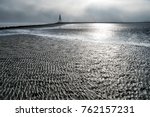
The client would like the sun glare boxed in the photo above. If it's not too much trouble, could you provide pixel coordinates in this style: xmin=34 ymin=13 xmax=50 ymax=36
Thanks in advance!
xmin=87 ymin=23 xmax=116 ymax=42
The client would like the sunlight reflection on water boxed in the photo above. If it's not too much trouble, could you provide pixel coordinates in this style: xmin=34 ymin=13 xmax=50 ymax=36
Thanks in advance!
xmin=85 ymin=24 xmax=115 ymax=42
xmin=0 ymin=23 xmax=150 ymax=47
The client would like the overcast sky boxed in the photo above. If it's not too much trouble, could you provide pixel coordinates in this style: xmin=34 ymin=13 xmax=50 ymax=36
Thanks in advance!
xmin=0 ymin=0 xmax=150 ymax=23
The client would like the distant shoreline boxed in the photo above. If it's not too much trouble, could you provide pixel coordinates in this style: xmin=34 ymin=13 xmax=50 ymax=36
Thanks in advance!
xmin=0 ymin=22 xmax=150 ymax=30
xmin=0 ymin=22 xmax=63 ymax=30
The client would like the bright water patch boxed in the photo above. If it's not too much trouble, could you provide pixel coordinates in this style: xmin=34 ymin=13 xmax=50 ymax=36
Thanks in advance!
xmin=0 ymin=23 xmax=150 ymax=47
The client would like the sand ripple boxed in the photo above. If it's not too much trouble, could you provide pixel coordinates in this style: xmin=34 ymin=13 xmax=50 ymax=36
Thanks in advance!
xmin=0 ymin=35 xmax=150 ymax=99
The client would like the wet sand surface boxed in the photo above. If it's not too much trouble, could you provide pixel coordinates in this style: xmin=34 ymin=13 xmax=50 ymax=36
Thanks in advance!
xmin=0 ymin=34 xmax=150 ymax=100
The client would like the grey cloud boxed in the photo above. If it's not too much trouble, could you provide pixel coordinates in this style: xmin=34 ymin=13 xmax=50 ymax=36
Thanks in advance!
xmin=83 ymin=1 xmax=150 ymax=22
xmin=0 ymin=0 xmax=150 ymax=23
xmin=0 ymin=0 xmax=57 ymax=23
xmin=83 ymin=6 xmax=125 ymax=22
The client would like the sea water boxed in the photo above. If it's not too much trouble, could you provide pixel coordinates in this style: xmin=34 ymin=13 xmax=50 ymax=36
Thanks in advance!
xmin=0 ymin=23 xmax=150 ymax=47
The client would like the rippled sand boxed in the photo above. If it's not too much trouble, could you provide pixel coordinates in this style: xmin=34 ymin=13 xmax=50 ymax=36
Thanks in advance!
xmin=0 ymin=34 xmax=150 ymax=100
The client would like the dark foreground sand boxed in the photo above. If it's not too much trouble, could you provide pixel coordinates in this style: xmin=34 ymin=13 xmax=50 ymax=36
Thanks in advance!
xmin=0 ymin=34 xmax=150 ymax=100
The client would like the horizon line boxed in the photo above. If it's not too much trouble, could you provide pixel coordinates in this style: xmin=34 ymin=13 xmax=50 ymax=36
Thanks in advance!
xmin=0 ymin=21 xmax=150 ymax=30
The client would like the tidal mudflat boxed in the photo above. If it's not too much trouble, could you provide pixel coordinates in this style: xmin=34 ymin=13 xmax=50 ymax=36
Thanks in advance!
xmin=0 ymin=23 xmax=150 ymax=100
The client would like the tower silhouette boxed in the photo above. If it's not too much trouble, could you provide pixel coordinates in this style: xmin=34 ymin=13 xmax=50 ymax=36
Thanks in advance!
xmin=58 ymin=14 xmax=62 ymax=23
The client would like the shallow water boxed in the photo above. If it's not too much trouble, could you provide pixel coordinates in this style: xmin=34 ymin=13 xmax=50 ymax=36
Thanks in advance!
xmin=0 ymin=23 xmax=150 ymax=47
